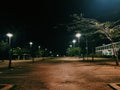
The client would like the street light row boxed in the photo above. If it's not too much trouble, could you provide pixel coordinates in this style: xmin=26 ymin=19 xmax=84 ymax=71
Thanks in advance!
xmin=70 ymin=32 xmax=89 ymax=59
xmin=6 ymin=33 xmax=58 ymax=56
xmin=72 ymin=33 xmax=81 ymax=47
xmin=6 ymin=33 xmax=40 ymax=49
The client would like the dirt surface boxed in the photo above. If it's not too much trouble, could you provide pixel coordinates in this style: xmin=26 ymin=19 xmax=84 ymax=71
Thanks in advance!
xmin=0 ymin=57 xmax=120 ymax=90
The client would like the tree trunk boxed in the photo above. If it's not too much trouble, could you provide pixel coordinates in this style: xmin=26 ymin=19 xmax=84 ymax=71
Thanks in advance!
xmin=18 ymin=55 xmax=20 ymax=60
xmin=91 ymin=44 xmax=94 ymax=61
xmin=111 ymin=42 xmax=119 ymax=66
xmin=32 ymin=57 xmax=35 ymax=63
xmin=83 ymin=54 xmax=85 ymax=60
xmin=23 ymin=55 xmax=25 ymax=60
xmin=92 ymin=54 xmax=94 ymax=61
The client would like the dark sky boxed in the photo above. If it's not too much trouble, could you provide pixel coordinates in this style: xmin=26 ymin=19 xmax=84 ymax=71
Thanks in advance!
xmin=0 ymin=0 xmax=120 ymax=55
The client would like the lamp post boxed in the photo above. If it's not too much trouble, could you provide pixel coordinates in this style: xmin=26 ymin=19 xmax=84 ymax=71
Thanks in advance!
xmin=38 ymin=46 xmax=40 ymax=57
xmin=49 ymin=51 xmax=52 ymax=57
xmin=75 ymin=33 xmax=81 ymax=43
xmin=75 ymin=33 xmax=81 ymax=58
xmin=72 ymin=39 xmax=76 ymax=47
xmin=29 ymin=42 xmax=33 ymax=48
xmin=6 ymin=33 xmax=13 ymax=68
xmin=85 ymin=37 xmax=88 ymax=60
xmin=29 ymin=42 xmax=33 ymax=60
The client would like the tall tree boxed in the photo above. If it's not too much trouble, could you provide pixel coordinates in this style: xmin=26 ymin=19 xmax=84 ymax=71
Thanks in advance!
xmin=95 ymin=21 xmax=120 ymax=65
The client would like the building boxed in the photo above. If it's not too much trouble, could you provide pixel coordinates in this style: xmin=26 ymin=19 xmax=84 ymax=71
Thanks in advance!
xmin=95 ymin=41 xmax=120 ymax=56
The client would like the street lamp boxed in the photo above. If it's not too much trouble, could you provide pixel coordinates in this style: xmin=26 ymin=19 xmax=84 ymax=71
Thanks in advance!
xmin=75 ymin=33 xmax=81 ymax=43
xmin=72 ymin=39 xmax=76 ymax=47
xmin=38 ymin=46 xmax=40 ymax=57
xmin=49 ymin=51 xmax=52 ymax=57
xmin=38 ymin=46 xmax=40 ymax=49
xmin=69 ymin=45 xmax=72 ymax=48
xmin=29 ymin=42 xmax=33 ymax=60
xmin=6 ymin=33 xmax=13 ymax=68
xmin=29 ymin=42 xmax=33 ymax=48
xmin=6 ymin=33 xmax=13 ymax=46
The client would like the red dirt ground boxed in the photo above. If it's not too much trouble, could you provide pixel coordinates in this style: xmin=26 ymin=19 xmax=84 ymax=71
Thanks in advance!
xmin=0 ymin=57 xmax=119 ymax=90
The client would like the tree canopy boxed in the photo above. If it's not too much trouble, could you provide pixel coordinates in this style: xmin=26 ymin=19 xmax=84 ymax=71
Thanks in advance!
xmin=67 ymin=13 xmax=120 ymax=41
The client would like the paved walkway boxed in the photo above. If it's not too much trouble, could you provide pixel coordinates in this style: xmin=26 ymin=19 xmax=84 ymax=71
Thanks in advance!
xmin=0 ymin=57 xmax=119 ymax=90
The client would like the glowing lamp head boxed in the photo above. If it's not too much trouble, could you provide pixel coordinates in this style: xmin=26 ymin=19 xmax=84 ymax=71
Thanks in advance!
xmin=38 ymin=46 xmax=40 ymax=49
xmin=75 ymin=33 xmax=81 ymax=38
xmin=6 ymin=33 xmax=13 ymax=38
xmin=72 ymin=39 xmax=76 ymax=43
xmin=29 ymin=42 xmax=33 ymax=45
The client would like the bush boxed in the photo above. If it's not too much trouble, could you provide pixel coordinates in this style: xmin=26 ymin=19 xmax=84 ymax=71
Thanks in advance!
xmin=89 ymin=54 xmax=112 ymax=58
xmin=66 ymin=47 xmax=81 ymax=56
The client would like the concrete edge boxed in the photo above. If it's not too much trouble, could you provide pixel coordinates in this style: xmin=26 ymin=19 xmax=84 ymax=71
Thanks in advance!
xmin=108 ymin=83 xmax=120 ymax=90
xmin=0 ymin=84 xmax=14 ymax=90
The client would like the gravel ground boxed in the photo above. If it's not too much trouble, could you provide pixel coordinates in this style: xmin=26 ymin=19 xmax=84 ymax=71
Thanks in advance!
xmin=0 ymin=57 xmax=119 ymax=90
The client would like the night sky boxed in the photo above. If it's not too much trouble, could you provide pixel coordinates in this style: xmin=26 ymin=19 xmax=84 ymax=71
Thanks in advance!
xmin=0 ymin=0 xmax=120 ymax=55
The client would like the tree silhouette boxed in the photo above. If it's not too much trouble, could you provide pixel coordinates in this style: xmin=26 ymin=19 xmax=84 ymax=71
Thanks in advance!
xmin=0 ymin=40 xmax=9 ymax=61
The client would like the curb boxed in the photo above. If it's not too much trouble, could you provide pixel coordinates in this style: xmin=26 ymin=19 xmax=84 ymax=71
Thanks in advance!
xmin=0 ymin=84 xmax=14 ymax=90
xmin=108 ymin=83 xmax=120 ymax=90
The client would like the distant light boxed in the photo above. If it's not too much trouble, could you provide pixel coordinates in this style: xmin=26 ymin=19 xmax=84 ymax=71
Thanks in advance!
xmin=72 ymin=39 xmax=76 ymax=43
xmin=69 ymin=45 xmax=72 ymax=48
xmin=29 ymin=42 xmax=33 ymax=45
xmin=57 ymin=54 xmax=59 ymax=57
xmin=45 ymin=48 xmax=47 ymax=51
xmin=38 ymin=46 xmax=40 ymax=49
xmin=49 ymin=51 xmax=52 ymax=54
xmin=102 ymin=44 xmax=105 ymax=46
